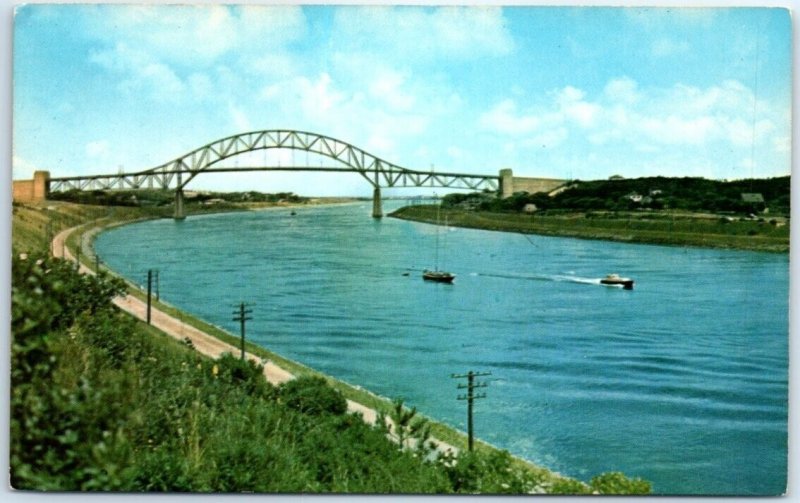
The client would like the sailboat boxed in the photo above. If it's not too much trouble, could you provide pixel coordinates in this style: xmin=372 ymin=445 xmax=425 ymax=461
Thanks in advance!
xmin=423 ymin=205 xmax=455 ymax=283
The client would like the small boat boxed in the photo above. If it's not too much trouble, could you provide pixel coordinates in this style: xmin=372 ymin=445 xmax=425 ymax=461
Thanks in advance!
xmin=423 ymin=269 xmax=455 ymax=283
xmin=600 ymin=273 xmax=634 ymax=289
xmin=423 ymin=202 xmax=455 ymax=283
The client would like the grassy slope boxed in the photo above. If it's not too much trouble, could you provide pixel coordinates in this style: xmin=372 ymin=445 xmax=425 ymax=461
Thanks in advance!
xmin=390 ymin=205 xmax=789 ymax=253
xmin=12 ymin=199 xmax=611 ymax=493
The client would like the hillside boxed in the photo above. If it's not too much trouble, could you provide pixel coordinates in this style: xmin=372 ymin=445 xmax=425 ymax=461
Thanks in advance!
xmin=448 ymin=176 xmax=790 ymax=215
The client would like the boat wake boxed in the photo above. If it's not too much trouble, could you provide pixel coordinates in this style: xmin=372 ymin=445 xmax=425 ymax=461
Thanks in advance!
xmin=471 ymin=271 xmax=610 ymax=287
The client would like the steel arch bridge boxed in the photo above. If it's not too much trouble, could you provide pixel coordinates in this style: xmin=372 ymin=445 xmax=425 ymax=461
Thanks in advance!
xmin=48 ymin=129 xmax=501 ymax=219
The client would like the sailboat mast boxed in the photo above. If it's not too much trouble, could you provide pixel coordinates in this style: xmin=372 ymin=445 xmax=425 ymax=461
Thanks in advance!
xmin=435 ymin=200 xmax=441 ymax=271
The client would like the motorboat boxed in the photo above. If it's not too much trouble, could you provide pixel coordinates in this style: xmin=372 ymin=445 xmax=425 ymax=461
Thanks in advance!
xmin=600 ymin=273 xmax=634 ymax=289
xmin=423 ymin=269 xmax=455 ymax=283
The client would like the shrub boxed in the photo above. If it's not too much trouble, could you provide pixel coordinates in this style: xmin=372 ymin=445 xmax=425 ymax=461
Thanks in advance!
xmin=549 ymin=477 xmax=592 ymax=495
xmin=279 ymin=376 xmax=348 ymax=416
xmin=443 ymin=449 xmax=547 ymax=494
xmin=212 ymin=353 xmax=276 ymax=400
xmin=590 ymin=471 xmax=652 ymax=495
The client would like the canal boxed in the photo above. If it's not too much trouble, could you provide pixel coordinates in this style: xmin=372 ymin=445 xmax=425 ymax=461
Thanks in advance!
xmin=95 ymin=201 xmax=788 ymax=495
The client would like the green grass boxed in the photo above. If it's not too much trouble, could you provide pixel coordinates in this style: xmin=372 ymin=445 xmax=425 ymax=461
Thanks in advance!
xmin=391 ymin=205 xmax=789 ymax=253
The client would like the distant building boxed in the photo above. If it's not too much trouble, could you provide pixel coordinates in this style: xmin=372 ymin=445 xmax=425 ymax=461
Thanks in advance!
xmin=523 ymin=203 xmax=538 ymax=213
xmin=741 ymin=193 xmax=765 ymax=204
xmin=741 ymin=193 xmax=767 ymax=213
xmin=626 ymin=192 xmax=643 ymax=203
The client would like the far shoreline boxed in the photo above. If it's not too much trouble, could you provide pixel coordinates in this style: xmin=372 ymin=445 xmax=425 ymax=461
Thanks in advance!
xmin=389 ymin=205 xmax=790 ymax=254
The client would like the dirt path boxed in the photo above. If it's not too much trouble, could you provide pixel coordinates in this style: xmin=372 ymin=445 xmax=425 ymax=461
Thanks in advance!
xmin=52 ymin=224 xmax=457 ymax=456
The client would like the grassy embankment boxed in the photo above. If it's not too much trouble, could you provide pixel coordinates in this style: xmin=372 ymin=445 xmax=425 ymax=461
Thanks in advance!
xmin=390 ymin=205 xmax=789 ymax=253
xmin=12 ymin=199 xmax=652 ymax=493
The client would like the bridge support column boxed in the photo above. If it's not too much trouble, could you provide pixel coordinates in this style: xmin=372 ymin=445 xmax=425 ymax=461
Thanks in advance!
xmin=174 ymin=189 xmax=186 ymax=220
xmin=372 ymin=187 xmax=383 ymax=218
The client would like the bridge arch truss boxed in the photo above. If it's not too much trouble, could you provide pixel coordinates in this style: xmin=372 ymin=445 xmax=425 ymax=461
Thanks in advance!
xmin=49 ymin=129 xmax=500 ymax=193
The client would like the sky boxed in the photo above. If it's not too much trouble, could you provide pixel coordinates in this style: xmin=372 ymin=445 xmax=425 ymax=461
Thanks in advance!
xmin=11 ymin=2 xmax=793 ymax=197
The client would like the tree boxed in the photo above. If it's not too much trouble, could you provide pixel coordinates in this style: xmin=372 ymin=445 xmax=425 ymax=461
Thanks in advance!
xmin=378 ymin=398 xmax=434 ymax=458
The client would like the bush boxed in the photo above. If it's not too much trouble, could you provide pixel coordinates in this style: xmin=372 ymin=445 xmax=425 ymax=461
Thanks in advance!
xmin=212 ymin=353 xmax=276 ymax=400
xmin=590 ymin=471 xmax=652 ymax=495
xmin=279 ymin=376 xmax=348 ymax=416
xmin=443 ymin=449 xmax=547 ymax=494
xmin=11 ymin=254 xmax=136 ymax=490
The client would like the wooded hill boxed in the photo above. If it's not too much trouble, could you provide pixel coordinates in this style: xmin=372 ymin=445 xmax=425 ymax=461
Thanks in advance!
xmin=446 ymin=176 xmax=790 ymax=215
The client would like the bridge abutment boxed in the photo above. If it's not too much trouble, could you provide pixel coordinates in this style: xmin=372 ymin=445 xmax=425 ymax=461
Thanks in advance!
xmin=174 ymin=189 xmax=186 ymax=220
xmin=372 ymin=187 xmax=383 ymax=218
xmin=12 ymin=170 xmax=50 ymax=203
xmin=500 ymin=169 xmax=568 ymax=198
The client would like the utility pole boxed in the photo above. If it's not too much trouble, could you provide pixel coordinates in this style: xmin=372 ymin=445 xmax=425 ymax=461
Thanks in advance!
xmin=232 ymin=302 xmax=253 ymax=360
xmin=451 ymin=370 xmax=491 ymax=451
xmin=155 ymin=269 xmax=160 ymax=301
xmin=146 ymin=269 xmax=153 ymax=325
xmin=95 ymin=254 xmax=101 ymax=274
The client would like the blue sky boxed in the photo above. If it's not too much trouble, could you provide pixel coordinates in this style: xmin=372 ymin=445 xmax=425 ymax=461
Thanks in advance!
xmin=12 ymin=3 xmax=792 ymax=196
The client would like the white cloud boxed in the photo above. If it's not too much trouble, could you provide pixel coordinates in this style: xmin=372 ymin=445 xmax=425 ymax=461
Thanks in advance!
xmin=640 ymin=115 xmax=717 ymax=145
xmin=603 ymin=77 xmax=640 ymax=104
xmin=369 ymin=70 xmax=416 ymax=111
xmin=479 ymin=100 xmax=541 ymax=135
xmin=549 ymin=86 xmax=601 ymax=128
xmin=331 ymin=6 xmax=513 ymax=61
xmin=479 ymin=77 xmax=786 ymax=179
xmin=90 ymin=43 xmax=186 ymax=100
xmin=85 ymin=5 xmax=308 ymax=105
xmin=89 ymin=5 xmax=305 ymax=68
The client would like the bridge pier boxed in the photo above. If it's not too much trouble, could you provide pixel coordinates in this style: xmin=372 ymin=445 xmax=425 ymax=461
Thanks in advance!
xmin=372 ymin=187 xmax=383 ymax=218
xmin=174 ymin=189 xmax=186 ymax=220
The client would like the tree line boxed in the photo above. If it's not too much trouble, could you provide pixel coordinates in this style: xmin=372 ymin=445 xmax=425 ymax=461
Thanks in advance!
xmin=49 ymin=189 xmax=307 ymax=207
xmin=444 ymin=176 xmax=790 ymax=215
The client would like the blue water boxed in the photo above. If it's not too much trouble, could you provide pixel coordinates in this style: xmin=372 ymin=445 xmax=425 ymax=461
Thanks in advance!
xmin=95 ymin=202 xmax=788 ymax=495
